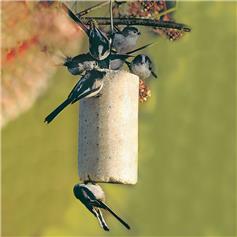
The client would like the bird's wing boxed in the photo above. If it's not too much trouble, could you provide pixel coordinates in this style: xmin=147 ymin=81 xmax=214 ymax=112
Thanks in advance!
xmin=112 ymin=33 xmax=124 ymax=48
xmin=67 ymin=73 xmax=94 ymax=99
xmin=72 ymin=53 xmax=93 ymax=63
xmin=97 ymin=200 xmax=130 ymax=230
xmin=71 ymin=86 xmax=102 ymax=104
xmin=89 ymin=26 xmax=111 ymax=55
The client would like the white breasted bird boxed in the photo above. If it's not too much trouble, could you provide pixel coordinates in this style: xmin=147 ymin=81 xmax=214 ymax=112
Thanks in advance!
xmin=63 ymin=52 xmax=132 ymax=74
xmin=64 ymin=42 xmax=155 ymax=74
xmin=62 ymin=3 xmax=112 ymax=61
xmin=129 ymin=54 xmax=157 ymax=79
xmin=44 ymin=69 xmax=106 ymax=124
xmin=73 ymin=183 xmax=130 ymax=231
xmin=112 ymin=26 xmax=141 ymax=54
xmin=109 ymin=42 xmax=155 ymax=70
xmin=64 ymin=53 xmax=98 ymax=75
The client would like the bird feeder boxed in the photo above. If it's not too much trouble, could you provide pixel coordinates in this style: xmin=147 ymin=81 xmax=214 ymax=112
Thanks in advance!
xmin=78 ymin=70 xmax=139 ymax=184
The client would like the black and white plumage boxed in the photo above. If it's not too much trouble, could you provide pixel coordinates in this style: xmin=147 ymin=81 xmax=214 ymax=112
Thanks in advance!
xmin=44 ymin=69 xmax=106 ymax=124
xmin=64 ymin=42 xmax=155 ymax=74
xmin=62 ymin=3 xmax=111 ymax=61
xmin=64 ymin=53 xmax=98 ymax=75
xmin=64 ymin=52 xmax=133 ymax=74
xmin=112 ymin=26 xmax=141 ymax=54
xmin=73 ymin=183 xmax=130 ymax=231
xmin=88 ymin=20 xmax=112 ymax=60
xmin=129 ymin=54 xmax=157 ymax=79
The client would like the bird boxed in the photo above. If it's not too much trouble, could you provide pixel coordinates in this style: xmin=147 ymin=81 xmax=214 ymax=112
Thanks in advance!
xmin=88 ymin=20 xmax=112 ymax=60
xmin=63 ymin=53 xmax=98 ymax=75
xmin=63 ymin=52 xmax=131 ymax=75
xmin=112 ymin=26 xmax=141 ymax=54
xmin=63 ymin=42 xmax=155 ymax=74
xmin=73 ymin=183 xmax=130 ymax=231
xmin=62 ymin=3 xmax=112 ymax=61
xmin=109 ymin=42 xmax=155 ymax=70
xmin=44 ymin=69 xmax=106 ymax=124
xmin=98 ymin=53 xmax=135 ymax=70
xmin=128 ymin=54 xmax=157 ymax=79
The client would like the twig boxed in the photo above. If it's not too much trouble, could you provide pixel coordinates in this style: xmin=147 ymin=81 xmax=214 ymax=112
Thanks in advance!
xmin=110 ymin=0 xmax=114 ymax=34
xmin=157 ymin=7 xmax=177 ymax=19
xmin=77 ymin=1 xmax=109 ymax=17
xmin=80 ymin=17 xmax=191 ymax=32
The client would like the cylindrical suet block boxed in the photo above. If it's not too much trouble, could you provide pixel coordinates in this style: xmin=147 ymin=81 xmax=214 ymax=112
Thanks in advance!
xmin=78 ymin=70 xmax=139 ymax=184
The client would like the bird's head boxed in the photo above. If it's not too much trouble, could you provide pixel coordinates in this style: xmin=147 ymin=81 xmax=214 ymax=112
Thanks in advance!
xmin=133 ymin=54 xmax=149 ymax=65
xmin=122 ymin=26 xmax=141 ymax=37
xmin=63 ymin=57 xmax=73 ymax=66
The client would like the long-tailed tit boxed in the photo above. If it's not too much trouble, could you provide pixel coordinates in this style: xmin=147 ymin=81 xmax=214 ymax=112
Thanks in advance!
xmin=64 ymin=42 xmax=155 ymax=74
xmin=109 ymin=42 xmax=155 ymax=70
xmin=64 ymin=54 xmax=98 ymax=75
xmin=112 ymin=26 xmax=141 ymax=54
xmin=63 ymin=52 xmax=131 ymax=74
xmin=62 ymin=3 xmax=111 ymax=61
xmin=73 ymin=183 xmax=130 ymax=231
xmin=44 ymin=69 xmax=106 ymax=124
xmin=128 ymin=54 xmax=157 ymax=79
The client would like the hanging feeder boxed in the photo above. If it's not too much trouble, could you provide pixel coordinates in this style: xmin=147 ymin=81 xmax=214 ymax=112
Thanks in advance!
xmin=78 ymin=70 xmax=139 ymax=184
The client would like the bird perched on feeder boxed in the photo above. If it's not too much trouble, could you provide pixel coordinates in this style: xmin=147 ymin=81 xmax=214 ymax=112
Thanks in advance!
xmin=128 ymin=54 xmax=157 ymax=79
xmin=62 ymin=3 xmax=112 ymax=61
xmin=64 ymin=53 xmax=98 ymax=75
xmin=63 ymin=52 xmax=132 ymax=74
xmin=88 ymin=20 xmax=112 ymax=60
xmin=109 ymin=42 xmax=155 ymax=70
xmin=64 ymin=43 xmax=155 ymax=74
xmin=112 ymin=26 xmax=141 ymax=54
xmin=44 ymin=69 xmax=106 ymax=124
xmin=73 ymin=182 xmax=130 ymax=231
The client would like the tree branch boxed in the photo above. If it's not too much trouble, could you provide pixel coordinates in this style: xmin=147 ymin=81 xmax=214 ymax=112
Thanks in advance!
xmin=81 ymin=17 xmax=191 ymax=32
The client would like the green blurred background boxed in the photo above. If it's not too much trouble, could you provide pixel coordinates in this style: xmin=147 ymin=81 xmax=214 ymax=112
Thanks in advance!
xmin=2 ymin=1 xmax=236 ymax=236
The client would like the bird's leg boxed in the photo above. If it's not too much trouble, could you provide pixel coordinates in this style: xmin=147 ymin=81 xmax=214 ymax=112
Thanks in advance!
xmin=87 ymin=175 xmax=96 ymax=185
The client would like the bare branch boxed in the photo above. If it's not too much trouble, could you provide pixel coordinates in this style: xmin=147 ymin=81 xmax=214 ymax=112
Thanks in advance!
xmin=80 ymin=17 xmax=191 ymax=32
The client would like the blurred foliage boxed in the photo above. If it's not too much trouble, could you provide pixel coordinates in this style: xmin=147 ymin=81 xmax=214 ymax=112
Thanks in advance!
xmin=1 ymin=1 xmax=236 ymax=237
xmin=1 ymin=1 xmax=83 ymax=127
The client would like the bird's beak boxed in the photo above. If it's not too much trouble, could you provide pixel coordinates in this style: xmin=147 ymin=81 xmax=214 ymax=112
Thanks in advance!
xmin=138 ymin=32 xmax=141 ymax=35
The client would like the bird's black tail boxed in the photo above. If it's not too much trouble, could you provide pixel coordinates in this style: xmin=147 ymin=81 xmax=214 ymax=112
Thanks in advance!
xmin=127 ymin=42 xmax=155 ymax=55
xmin=44 ymin=99 xmax=71 ymax=124
xmin=98 ymin=201 xmax=130 ymax=230
xmin=61 ymin=3 xmax=89 ymax=35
